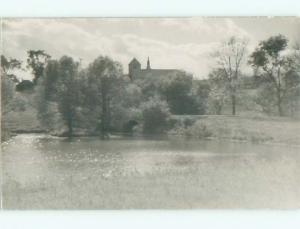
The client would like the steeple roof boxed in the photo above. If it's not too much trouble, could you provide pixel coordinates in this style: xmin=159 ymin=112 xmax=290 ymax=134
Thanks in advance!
xmin=147 ymin=56 xmax=151 ymax=69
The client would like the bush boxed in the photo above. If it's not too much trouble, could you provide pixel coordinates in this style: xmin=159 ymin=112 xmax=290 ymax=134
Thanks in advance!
xmin=254 ymin=82 xmax=277 ymax=115
xmin=168 ymin=119 xmax=212 ymax=139
xmin=183 ymin=117 xmax=196 ymax=127
xmin=185 ymin=120 xmax=212 ymax=138
xmin=141 ymin=97 xmax=171 ymax=134
xmin=16 ymin=80 xmax=34 ymax=92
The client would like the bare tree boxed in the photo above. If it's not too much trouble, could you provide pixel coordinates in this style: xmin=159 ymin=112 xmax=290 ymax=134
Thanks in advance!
xmin=212 ymin=37 xmax=248 ymax=115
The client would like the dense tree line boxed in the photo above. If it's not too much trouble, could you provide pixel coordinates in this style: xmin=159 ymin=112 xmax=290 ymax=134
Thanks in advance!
xmin=1 ymin=34 xmax=300 ymax=139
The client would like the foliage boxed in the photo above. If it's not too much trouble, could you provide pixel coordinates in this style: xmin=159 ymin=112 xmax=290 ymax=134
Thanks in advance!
xmin=42 ymin=60 xmax=60 ymax=101
xmin=84 ymin=56 xmax=124 ymax=136
xmin=168 ymin=119 xmax=212 ymax=139
xmin=1 ymin=55 xmax=22 ymax=114
xmin=134 ymin=72 xmax=163 ymax=100
xmin=141 ymin=96 xmax=171 ymax=134
xmin=253 ymin=82 xmax=277 ymax=115
xmin=1 ymin=55 xmax=22 ymax=83
xmin=161 ymin=72 xmax=199 ymax=114
xmin=35 ymin=56 xmax=79 ymax=135
xmin=27 ymin=50 xmax=51 ymax=84
xmin=4 ymin=34 xmax=300 ymax=139
xmin=56 ymin=56 xmax=80 ymax=136
xmin=35 ymin=84 xmax=60 ymax=131
xmin=207 ymin=69 xmax=228 ymax=115
xmin=283 ymin=70 xmax=300 ymax=116
xmin=193 ymin=79 xmax=210 ymax=115
xmin=16 ymin=80 xmax=35 ymax=92
xmin=123 ymin=82 xmax=143 ymax=108
xmin=1 ymin=74 xmax=15 ymax=109
xmin=1 ymin=55 xmax=27 ymax=141
xmin=249 ymin=34 xmax=293 ymax=116
xmin=293 ymin=43 xmax=300 ymax=73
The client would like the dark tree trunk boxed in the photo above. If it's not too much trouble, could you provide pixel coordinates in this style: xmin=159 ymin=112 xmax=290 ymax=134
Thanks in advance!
xmin=100 ymin=79 xmax=110 ymax=139
xmin=277 ymin=90 xmax=283 ymax=116
xmin=216 ymin=102 xmax=222 ymax=115
xmin=67 ymin=118 xmax=73 ymax=137
xmin=101 ymin=93 xmax=107 ymax=138
xmin=275 ymin=71 xmax=284 ymax=116
xmin=231 ymin=94 xmax=236 ymax=115
xmin=230 ymin=78 xmax=237 ymax=116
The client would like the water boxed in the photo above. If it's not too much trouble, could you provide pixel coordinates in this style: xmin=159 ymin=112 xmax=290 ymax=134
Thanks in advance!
xmin=1 ymin=134 xmax=300 ymax=209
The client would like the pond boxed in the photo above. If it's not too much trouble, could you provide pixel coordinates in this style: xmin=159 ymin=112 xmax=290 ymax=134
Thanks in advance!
xmin=1 ymin=134 xmax=300 ymax=209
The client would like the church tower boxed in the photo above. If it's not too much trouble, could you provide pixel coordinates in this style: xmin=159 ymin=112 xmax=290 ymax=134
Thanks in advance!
xmin=128 ymin=58 xmax=141 ymax=80
xmin=146 ymin=57 xmax=151 ymax=70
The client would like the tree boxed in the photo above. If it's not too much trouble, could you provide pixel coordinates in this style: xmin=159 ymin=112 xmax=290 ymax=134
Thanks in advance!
xmin=27 ymin=50 xmax=51 ymax=84
xmin=249 ymin=34 xmax=293 ymax=116
xmin=285 ymin=71 xmax=300 ymax=116
xmin=193 ymin=79 xmax=210 ymax=115
xmin=0 ymin=73 xmax=15 ymax=142
xmin=134 ymin=71 xmax=164 ymax=100
xmin=253 ymin=82 xmax=277 ymax=115
xmin=161 ymin=72 xmax=198 ymax=115
xmin=141 ymin=96 xmax=171 ymax=134
xmin=86 ymin=56 xmax=123 ymax=138
xmin=293 ymin=42 xmax=300 ymax=73
xmin=56 ymin=56 xmax=80 ymax=137
xmin=16 ymin=80 xmax=35 ymax=92
xmin=1 ymin=55 xmax=22 ymax=83
xmin=212 ymin=36 xmax=248 ymax=115
xmin=42 ymin=60 xmax=60 ymax=101
xmin=1 ymin=55 xmax=22 ymax=108
xmin=1 ymin=55 xmax=22 ymax=142
xmin=1 ymin=71 xmax=15 ymax=110
xmin=207 ymin=69 xmax=228 ymax=115
xmin=36 ymin=56 xmax=81 ymax=136
xmin=35 ymin=59 xmax=62 ymax=131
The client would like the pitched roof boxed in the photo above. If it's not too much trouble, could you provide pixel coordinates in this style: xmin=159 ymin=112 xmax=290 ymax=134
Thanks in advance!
xmin=129 ymin=58 xmax=141 ymax=66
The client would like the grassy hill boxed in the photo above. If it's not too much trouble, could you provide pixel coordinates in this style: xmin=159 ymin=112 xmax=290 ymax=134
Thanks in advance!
xmin=170 ymin=114 xmax=300 ymax=146
xmin=2 ymin=109 xmax=42 ymax=133
xmin=1 ymin=92 xmax=43 ymax=142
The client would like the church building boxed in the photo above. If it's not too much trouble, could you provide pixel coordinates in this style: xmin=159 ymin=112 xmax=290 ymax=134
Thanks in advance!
xmin=128 ymin=57 xmax=182 ymax=80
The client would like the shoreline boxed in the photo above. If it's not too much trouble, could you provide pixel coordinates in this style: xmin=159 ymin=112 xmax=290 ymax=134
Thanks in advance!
xmin=4 ymin=131 xmax=300 ymax=148
xmin=3 ymin=115 xmax=300 ymax=146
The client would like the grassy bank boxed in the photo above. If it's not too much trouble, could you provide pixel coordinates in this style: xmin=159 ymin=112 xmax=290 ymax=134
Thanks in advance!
xmin=1 ymin=109 xmax=44 ymax=142
xmin=2 ymin=107 xmax=300 ymax=146
xmin=169 ymin=115 xmax=300 ymax=145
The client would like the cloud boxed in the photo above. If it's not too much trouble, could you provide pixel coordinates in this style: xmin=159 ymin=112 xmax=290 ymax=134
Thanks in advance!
xmin=2 ymin=18 xmax=297 ymax=80
xmin=117 ymin=33 xmax=220 ymax=77
xmin=160 ymin=18 xmax=252 ymax=41
xmin=3 ymin=19 xmax=223 ymax=79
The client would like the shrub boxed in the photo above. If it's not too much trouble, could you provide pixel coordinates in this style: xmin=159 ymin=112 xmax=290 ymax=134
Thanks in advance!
xmin=16 ymin=80 xmax=34 ymax=92
xmin=141 ymin=97 xmax=171 ymax=134
xmin=168 ymin=119 xmax=212 ymax=139
xmin=185 ymin=120 xmax=212 ymax=138
xmin=183 ymin=117 xmax=196 ymax=127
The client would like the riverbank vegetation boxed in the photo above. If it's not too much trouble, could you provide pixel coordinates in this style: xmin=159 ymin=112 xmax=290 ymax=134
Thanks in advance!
xmin=1 ymin=35 xmax=300 ymax=143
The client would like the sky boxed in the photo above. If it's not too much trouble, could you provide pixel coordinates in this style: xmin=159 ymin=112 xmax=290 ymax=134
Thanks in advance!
xmin=1 ymin=17 xmax=300 ymax=80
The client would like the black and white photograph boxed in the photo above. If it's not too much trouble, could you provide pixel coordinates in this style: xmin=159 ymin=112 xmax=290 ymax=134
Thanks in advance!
xmin=1 ymin=17 xmax=300 ymax=210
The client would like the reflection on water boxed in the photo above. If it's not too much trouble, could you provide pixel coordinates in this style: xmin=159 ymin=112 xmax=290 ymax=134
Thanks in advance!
xmin=1 ymin=134 xmax=300 ymax=209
